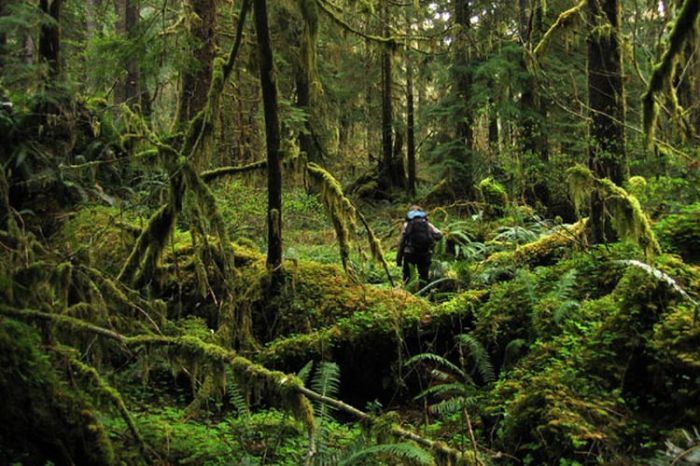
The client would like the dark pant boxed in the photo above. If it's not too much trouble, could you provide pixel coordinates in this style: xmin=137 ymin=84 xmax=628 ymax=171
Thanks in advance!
xmin=402 ymin=253 xmax=431 ymax=284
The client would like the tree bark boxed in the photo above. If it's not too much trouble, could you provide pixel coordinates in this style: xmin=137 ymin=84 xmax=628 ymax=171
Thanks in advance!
xmin=379 ymin=2 xmax=393 ymax=191
xmin=519 ymin=0 xmax=550 ymax=207
xmin=0 ymin=0 xmax=7 ymax=72
xmin=454 ymin=0 xmax=474 ymax=198
xmin=176 ymin=0 xmax=217 ymax=125
xmin=114 ymin=0 xmax=141 ymax=109
xmin=254 ymin=0 xmax=283 ymax=271
xmin=407 ymin=60 xmax=416 ymax=196
xmin=39 ymin=0 xmax=61 ymax=81
xmin=587 ymin=0 xmax=626 ymax=244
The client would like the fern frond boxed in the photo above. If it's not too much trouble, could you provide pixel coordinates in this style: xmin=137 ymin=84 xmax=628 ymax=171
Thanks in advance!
xmin=338 ymin=442 xmax=435 ymax=466
xmin=415 ymin=382 xmax=467 ymax=401
xmin=553 ymin=300 xmax=581 ymax=325
xmin=429 ymin=396 xmax=477 ymax=416
xmin=405 ymin=353 xmax=465 ymax=379
xmin=297 ymin=360 xmax=314 ymax=385
xmin=311 ymin=361 xmax=341 ymax=423
xmin=456 ymin=334 xmax=496 ymax=383
xmin=502 ymin=338 xmax=529 ymax=369
xmin=226 ymin=375 xmax=250 ymax=418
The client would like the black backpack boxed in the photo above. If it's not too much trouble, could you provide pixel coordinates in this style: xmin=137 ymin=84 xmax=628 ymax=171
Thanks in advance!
xmin=405 ymin=218 xmax=434 ymax=254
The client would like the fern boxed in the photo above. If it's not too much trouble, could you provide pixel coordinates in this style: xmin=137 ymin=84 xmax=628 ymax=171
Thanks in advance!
xmin=502 ymin=338 xmax=528 ymax=369
xmin=338 ymin=442 xmax=435 ymax=466
xmin=429 ymin=396 xmax=478 ymax=417
xmin=297 ymin=360 xmax=314 ymax=385
xmin=225 ymin=369 xmax=249 ymax=418
xmin=456 ymin=334 xmax=496 ymax=384
xmin=405 ymin=353 xmax=466 ymax=380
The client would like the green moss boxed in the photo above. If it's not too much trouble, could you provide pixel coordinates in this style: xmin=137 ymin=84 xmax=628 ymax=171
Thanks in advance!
xmin=477 ymin=177 xmax=508 ymax=218
xmin=57 ymin=206 xmax=138 ymax=275
xmin=0 ymin=319 xmax=116 ymax=465
xmin=654 ymin=203 xmax=700 ymax=263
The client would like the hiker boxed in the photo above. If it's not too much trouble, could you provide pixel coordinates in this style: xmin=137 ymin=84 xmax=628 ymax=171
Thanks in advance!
xmin=396 ymin=205 xmax=442 ymax=284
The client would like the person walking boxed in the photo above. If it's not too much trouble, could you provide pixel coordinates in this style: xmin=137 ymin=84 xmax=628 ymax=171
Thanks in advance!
xmin=396 ymin=205 xmax=442 ymax=284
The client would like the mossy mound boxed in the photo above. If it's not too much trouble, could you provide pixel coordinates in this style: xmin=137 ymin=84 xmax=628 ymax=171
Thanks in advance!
xmin=480 ymin=252 xmax=700 ymax=463
xmin=654 ymin=202 xmax=700 ymax=263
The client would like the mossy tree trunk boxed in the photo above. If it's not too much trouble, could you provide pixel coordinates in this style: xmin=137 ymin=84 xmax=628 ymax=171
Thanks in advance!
xmin=176 ymin=0 xmax=217 ymax=131
xmin=114 ymin=0 xmax=141 ymax=110
xmin=587 ymin=0 xmax=627 ymax=244
xmin=674 ymin=5 xmax=700 ymax=138
xmin=39 ymin=0 xmax=61 ymax=81
xmin=519 ymin=0 xmax=550 ymax=206
xmin=454 ymin=0 xmax=475 ymax=199
xmin=294 ymin=0 xmax=319 ymax=165
xmin=254 ymin=0 xmax=283 ymax=272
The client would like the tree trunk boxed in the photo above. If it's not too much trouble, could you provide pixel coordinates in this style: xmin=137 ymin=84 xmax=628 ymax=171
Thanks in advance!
xmin=379 ymin=2 xmax=393 ymax=191
xmin=0 ymin=0 xmax=7 ymax=72
xmin=114 ymin=0 xmax=141 ymax=109
xmin=407 ymin=61 xmax=416 ymax=197
xmin=39 ymin=0 xmax=61 ymax=81
xmin=296 ymin=70 xmax=317 ymax=163
xmin=519 ymin=0 xmax=550 ymax=207
xmin=392 ymin=130 xmax=406 ymax=188
xmin=254 ymin=0 xmax=283 ymax=271
xmin=454 ymin=0 xmax=474 ymax=198
xmin=587 ymin=0 xmax=626 ymax=244
xmin=176 ymin=0 xmax=217 ymax=126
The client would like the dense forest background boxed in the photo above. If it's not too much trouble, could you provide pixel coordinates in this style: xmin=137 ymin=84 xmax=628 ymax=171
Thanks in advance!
xmin=1 ymin=0 xmax=699 ymax=464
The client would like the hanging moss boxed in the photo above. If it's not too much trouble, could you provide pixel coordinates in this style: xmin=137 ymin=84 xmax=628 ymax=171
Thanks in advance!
xmin=533 ymin=0 xmax=585 ymax=58
xmin=566 ymin=164 xmax=660 ymax=257
xmin=642 ymin=0 xmax=700 ymax=147
xmin=232 ymin=356 xmax=316 ymax=434
xmin=307 ymin=162 xmax=358 ymax=273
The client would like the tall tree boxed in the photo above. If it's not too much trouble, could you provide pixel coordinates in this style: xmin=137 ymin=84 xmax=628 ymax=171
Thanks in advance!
xmin=114 ymin=0 xmax=141 ymax=109
xmin=519 ymin=0 xmax=549 ymax=206
xmin=453 ymin=0 xmax=475 ymax=199
xmin=38 ymin=0 xmax=61 ymax=81
xmin=406 ymin=54 xmax=416 ymax=196
xmin=587 ymin=0 xmax=626 ymax=244
xmin=254 ymin=0 xmax=283 ymax=271
xmin=294 ymin=0 xmax=319 ymax=164
xmin=379 ymin=2 xmax=394 ymax=191
xmin=175 ymin=0 xmax=217 ymax=126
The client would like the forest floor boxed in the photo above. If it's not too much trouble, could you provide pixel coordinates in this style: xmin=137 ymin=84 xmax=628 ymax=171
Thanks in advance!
xmin=3 ymin=177 xmax=700 ymax=466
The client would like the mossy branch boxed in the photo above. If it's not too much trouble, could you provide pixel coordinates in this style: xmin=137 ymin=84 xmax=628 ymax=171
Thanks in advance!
xmin=316 ymin=0 xmax=395 ymax=44
xmin=533 ymin=0 xmax=585 ymax=58
xmin=642 ymin=0 xmax=700 ymax=148
xmin=566 ymin=164 xmax=661 ymax=256
xmin=201 ymin=159 xmax=267 ymax=183
xmin=62 ymin=349 xmax=157 ymax=463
